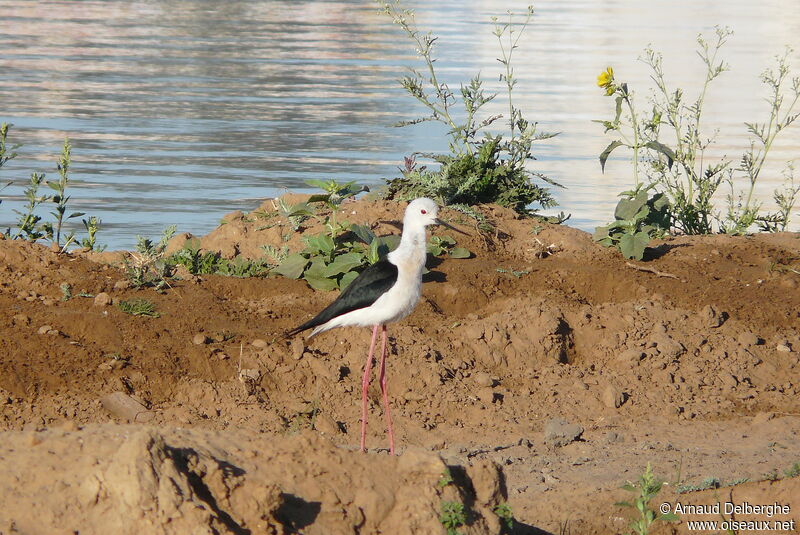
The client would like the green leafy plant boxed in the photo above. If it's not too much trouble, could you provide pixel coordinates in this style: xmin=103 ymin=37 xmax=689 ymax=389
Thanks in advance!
xmin=494 ymin=502 xmax=514 ymax=531
xmin=496 ymin=267 xmax=529 ymax=278
xmin=215 ymin=256 xmax=272 ymax=277
xmin=47 ymin=138 xmax=85 ymax=248
xmin=757 ymin=163 xmax=799 ymax=232
xmin=427 ymin=235 xmax=471 ymax=258
xmin=596 ymin=29 xmax=800 ymax=235
xmin=306 ymin=179 xmax=368 ymax=207
xmin=273 ymin=222 xmax=397 ymax=291
xmin=170 ymin=239 xmax=272 ymax=278
xmin=616 ymin=463 xmax=678 ymax=535
xmin=593 ymin=183 xmax=670 ymax=260
xmin=437 ymin=468 xmax=454 ymax=489
xmin=379 ymin=1 xmax=560 ymax=215
xmin=272 ymin=179 xmax=471 ymax=290
xmin=80 ymin=215 xmax=104 ymax=251
xmin=122 ymin=225 xmax=176 ymax=290
xmin=0 ymin=123 xmax=17 ymax=208
xmin=3 ymin=134 xmax=101 ymax=249
xmin=785 ymin=461 xmax=800 ymax=478
xmin=262 ymin=244 xmax=289 ymax=264
xmin=439 ymin=501 xmax=466 ymax=535
xmin=276 ymin=197 xmax=315 ymax=231
xmin=11 ymin=172 xmax=50 ymax=240
xmin=0 ymin=122 xmax=18 ymax=205
xmin=675 ymin=476 xmax=721 ymax=494
xmin=117 ymin=298 xmax=160 ymax=318
xmin=60 ymin=283 xmax=72 ymax=301
xmin=724 ymin=50 xmax=800 ymax=234
xmin=0 ymin=123 xmax=18 ymax=170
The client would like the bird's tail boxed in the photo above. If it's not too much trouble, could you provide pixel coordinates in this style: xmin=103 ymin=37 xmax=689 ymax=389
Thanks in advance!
xmin=282 ymin=326 xmax=304 ymax=339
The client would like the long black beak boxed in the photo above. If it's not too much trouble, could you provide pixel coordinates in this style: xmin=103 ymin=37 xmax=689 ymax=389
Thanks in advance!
xmin=435 ymin=218 xmax=468 ymax=235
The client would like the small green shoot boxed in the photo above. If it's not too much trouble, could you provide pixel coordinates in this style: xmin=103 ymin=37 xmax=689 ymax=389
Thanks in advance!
xmin=81 ymin=215 xmax=103 ymax=251
xmin=123 ymin=226 xmax=176 ymax=290
xmin=428 ymin=235 xmax=471 ymax=258
xmin=494 ymin=502 xmax=514 ymax=531
xmin=0 ymin=123 xmax=19 ymax=169
xmin=763 ymin=469 xmax=779 ymax=481
xmin=60 ymin=283 xmax=72 ymax=301
xmin=496 ymin=267 xmax=528 ymax=278
xmin=616 ymin=463 xmax=678 ymax=535
xmin=676 ymin=477 xmax=721 ymax=494
xmin=117 ymin=298 xmax=159 ymax=317
xmin=784 ymin=461 xmax=800 ymax=478
xmin=12 ymin=172 xmax=50 ymax=241
xmin=437 ymin=468 xmax=454 ymax=489
xmin=276 ymin=197 xmax=315 ymax=231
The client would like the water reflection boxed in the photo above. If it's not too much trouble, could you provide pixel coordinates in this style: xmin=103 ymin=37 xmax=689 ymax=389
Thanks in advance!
xmin=0 ymin=0 xmax=798 ymax=249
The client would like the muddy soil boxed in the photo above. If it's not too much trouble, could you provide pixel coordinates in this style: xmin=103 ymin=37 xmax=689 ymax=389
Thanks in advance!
xmin=1 ymin=196 xmax=799 ymax=534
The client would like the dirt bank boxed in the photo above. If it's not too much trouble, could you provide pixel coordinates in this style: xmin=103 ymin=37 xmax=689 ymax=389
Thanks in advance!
xmin=1 ymin=196 xmax=799 ymax=533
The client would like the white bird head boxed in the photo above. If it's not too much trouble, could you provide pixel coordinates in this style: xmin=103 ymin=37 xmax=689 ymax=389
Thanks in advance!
xmin=404 ymin=197 xmax=440 ymax=227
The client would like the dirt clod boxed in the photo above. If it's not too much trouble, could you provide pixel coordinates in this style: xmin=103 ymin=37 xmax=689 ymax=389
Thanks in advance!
xmin=544 ymin=417 xmax=584 ymax=447
xmin=93 ymin=292 xmax=112 ymax=306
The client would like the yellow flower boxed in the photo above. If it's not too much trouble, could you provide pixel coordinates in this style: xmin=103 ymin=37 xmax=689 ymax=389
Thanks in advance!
xmin=597 ymin=66 xmax=614 ymax=91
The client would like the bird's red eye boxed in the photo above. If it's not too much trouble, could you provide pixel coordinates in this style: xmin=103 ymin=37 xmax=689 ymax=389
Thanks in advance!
xmin=420 ymin=209 xmax=427 ymax=214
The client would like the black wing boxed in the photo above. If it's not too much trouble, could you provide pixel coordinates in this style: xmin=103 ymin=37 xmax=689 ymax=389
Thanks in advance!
xmin=285 ymin=258 xmax=399 ymax=337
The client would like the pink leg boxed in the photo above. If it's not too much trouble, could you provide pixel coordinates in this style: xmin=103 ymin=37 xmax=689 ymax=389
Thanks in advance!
xmin=360 ymin=325 xmax=380 ymax=452
xmin=378 ymin=325 xmax=396 ymax=455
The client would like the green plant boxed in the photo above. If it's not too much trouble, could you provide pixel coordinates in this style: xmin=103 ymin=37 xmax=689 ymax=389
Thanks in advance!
xmin=122 ymin=225 xmax=176 ymax=290
xmin=276 ymin=197 xmax=315 ymax=231
xmin=0 ymin=123 xmax=18 ymax=205
xmin=427 ymin=235 xmax=470 ymax=258
xmin=272 ymin=179 xmax=471 ymax=290
xmin=2 ymin=134 xmax=100 ymax=249
xmin=11 ymin=172 xmax=50 ymax=240
xmin=616 ymin=463 xmax=678 ymax=535
xmin=379 ymin=1 xmax=559 ymax=215
xmin=216 ymin=256 xmax=272 ymax=277
xmin=306 ymin=179 xmax=368 ymax=207
xmin=593 ymin=183 xmax=670 ymax=260
xmin=47 ymin=138 xmax=85 ymax=248
xmin=596 ymin=29 xmax=799 ymax=236
xmin=724 ymin=50 xmax=800 ymax=234
xmin=0 ymin=123 xmax=18 ymax=169
xmin=170 ymin=239 xmax=272 ymax=278
xmin=757 ymin=163 xmax=799 ymax=232
xmin=60 ymin=283 xmax=72 ymax=301
xmin=437 ymin=468 xmax=454 ymax=489
xmin=439 ymin=501 xmax=466 ymax=535
xmin=677 ymin=476 xmax=721 ymax=494
xmin=785 ymin=461 xmax=800 ymax=478
xmin=261 ymin=244 xmax=289 ymax=264
xmin=496 ymin=267 xmax=529 ymax=278
xmin=117 ymin=298 xmax=159 ymax=317
xmin=494 ymin=502 xmax=514 ymax=531
xmin=170 ymin=239 xmax=219 ymax=274
xmin=273 ymin=222 xmax=396 ymax=291
xmin=80 ymin=216 xmax=104 ymax=251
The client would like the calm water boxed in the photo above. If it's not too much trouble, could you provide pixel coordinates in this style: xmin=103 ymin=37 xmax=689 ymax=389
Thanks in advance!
xmin=2 ymin=0 xmax=799 ymax=249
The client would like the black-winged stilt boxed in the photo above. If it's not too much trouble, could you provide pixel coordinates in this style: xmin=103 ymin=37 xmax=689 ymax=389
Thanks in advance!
xmin=286 ymin=198 xmax=462 ymax=454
